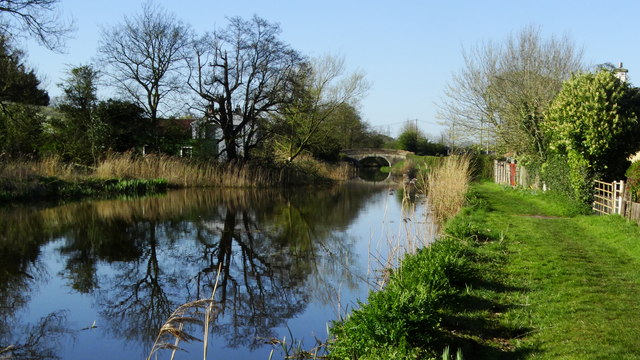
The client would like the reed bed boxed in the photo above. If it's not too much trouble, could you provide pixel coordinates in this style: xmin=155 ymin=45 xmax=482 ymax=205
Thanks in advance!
xmin=1 ymin=152 xmax=349 ymax=196
xmin=368 ymin=155 xmax=470 ymax=288
xmin=0 ymin=156 xmax=79 ymax=181
xmin=418 ymin=155 xmax=471 ymax=224
xmin=95 ymin=152 xmax=286 ymax=187
xmin=94 ymin=152 xmax=353 ymax=187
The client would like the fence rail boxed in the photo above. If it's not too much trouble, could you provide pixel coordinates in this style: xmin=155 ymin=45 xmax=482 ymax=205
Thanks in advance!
xmin=592 ymin=179 xmax=640 ymax=225
xmin=494 ymin=160 xmax=537 ymax=188
xmin=493 ymin=162 xmax=640 ymax=223
xmin=593 ymin=180 xmax=625 ymax=215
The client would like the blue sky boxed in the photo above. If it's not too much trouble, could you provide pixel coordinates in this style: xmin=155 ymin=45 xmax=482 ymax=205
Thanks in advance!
xmin=21 ymin=0 xmax=640 ymax=138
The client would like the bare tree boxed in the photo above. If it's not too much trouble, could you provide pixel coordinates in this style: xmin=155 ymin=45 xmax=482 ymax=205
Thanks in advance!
xmin=0 ymin=0 xmax=73 ymax=50
xmin=187 ymin=16 xmax=302 ymax=161
xmin=98 ymin=1 xmax=190 ymax=144
xmin=273 ymin=54 xmax=369 ymax=164
xmin=437 ymin=26 xmax=583 ymax=161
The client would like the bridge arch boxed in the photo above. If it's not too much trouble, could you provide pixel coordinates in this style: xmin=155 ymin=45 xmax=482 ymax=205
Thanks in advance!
xmin=341 ymin=148 xmax=413 ymax=167
xmin=357 ymin=155 xmax=392 ymax=168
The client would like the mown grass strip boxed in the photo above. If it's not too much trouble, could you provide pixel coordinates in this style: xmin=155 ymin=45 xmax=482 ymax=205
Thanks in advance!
xmin=328 ymin=182 xmax=640 ymax=359
xmin=455 ymin=182 xmax=640 ymax=359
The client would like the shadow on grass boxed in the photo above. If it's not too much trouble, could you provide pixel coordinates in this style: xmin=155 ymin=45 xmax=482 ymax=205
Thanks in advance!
xmin=435 ymin=276 xmax=536 ymax=359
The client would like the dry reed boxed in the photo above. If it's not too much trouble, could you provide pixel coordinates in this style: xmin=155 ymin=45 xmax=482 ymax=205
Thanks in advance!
xmin=95 ymin=152 xmax=347 ymax=187
xmin=367 ymin=155 xmax=470 ymax=289
xmin=367 ymin=189 xmax=438 ymax=289
xmin=418 ymin=155 xmax=471 ymax=224
xmin=2 ymin=152 xmax=351 ymax=192
xmin=0 ymin=156 xmax=78 ymax=181
xmin=95 ymin=152 xmax=272 ymax=187
xmin=147 ymin=264 xmax=222 ymax=360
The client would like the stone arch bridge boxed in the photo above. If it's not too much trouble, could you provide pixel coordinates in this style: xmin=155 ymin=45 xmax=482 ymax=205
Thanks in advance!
xmin=342 ymin=148 xmax=413 ymax=167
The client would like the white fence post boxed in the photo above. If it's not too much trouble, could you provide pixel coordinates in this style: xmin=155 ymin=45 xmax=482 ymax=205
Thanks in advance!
xmin=614 ymin=180 xmax=625 ymax=215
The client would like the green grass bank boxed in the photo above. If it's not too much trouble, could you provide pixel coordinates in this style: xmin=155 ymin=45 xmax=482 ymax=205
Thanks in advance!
xmin=0 ymin=176 xmax=169 ymax=203
xmin=328 ymin=182 xmax=640 ymax=359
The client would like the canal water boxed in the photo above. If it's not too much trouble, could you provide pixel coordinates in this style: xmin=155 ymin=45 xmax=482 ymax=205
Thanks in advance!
xmin=0 ymin=182 xmax=435 ymax=359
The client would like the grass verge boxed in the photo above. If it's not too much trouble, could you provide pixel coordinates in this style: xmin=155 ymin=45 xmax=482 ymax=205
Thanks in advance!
xmin=328 ymin=182 xmax=640 ymax=359
xmin=0 ymin=176 xmax=168 ymax=203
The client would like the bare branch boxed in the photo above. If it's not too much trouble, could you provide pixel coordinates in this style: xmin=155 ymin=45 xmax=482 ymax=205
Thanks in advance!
xmin=98 ymin=1 xmax=191 ymax=129
xmin=0 ymin=0 xmax=74 ymax=51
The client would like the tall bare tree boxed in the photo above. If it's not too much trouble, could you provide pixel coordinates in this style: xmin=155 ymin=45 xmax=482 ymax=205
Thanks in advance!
xmin=98 ymin=1 xmax=190 ymax=146
xmin=0 ymin=0 xmax=73 ymax=50
xmin=187 ymin=15 xmax=302 ymax=161
xmin=437 ymin=26 xmax=583 ymax=162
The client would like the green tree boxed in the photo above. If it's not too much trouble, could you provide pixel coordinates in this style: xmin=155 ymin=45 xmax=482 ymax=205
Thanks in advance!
xmin=544 ymin=69 xmax=640 ymax=202
xmin=272 ymin=55 xmax=368 ymax=164
xmin=304 ymin=103 xmax=367 ymax=161
xmin=94 ymin=99 xmax=151 ymax=152
xmin=395 ymin=122 xmax=445 ymax=155
xmin=397 ymin=125 xmax=420 ymax=153
xmin=0 ymin=36 xmax=48 ymax=105
xmin=0 ymin=36 xmax=48 ymax=157
xmin=53 ymin=65 xmax=106 ymax=164
xmin=0 ymin=102 xmax=44 ymax=157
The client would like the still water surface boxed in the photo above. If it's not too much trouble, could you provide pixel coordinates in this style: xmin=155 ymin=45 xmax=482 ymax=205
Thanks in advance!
xmin=0 ymin=182 xmax=432 ymax=359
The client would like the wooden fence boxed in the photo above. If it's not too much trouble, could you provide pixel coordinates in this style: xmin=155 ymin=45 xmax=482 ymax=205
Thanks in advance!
xmin=593 ymin=179 xmax=640 ymax=224
xmin=593 ymin=180 xmax=625 ymax=215
xmin=493 ymin=162 xmax=640 ymax=223
xmin=494 ymin=160 xmax=538 ymax=188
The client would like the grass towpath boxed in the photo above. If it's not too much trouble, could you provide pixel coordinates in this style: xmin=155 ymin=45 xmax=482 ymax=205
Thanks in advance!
xmin=454 ymin=182 xmax=640 ymax=359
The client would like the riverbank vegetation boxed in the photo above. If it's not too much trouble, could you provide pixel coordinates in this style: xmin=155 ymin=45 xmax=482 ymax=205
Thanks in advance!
xmin=0 ymin=157 xmax=168 ymax=202
xmin=0 ymin=153 xmax=356 ymax=202
xmin=328 ymin=182 xmax=640 ymax=359
xmin=419 ymin=155 xmax=471 ymax=224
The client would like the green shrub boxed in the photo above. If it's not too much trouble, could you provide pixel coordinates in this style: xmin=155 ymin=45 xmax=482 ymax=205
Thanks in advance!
xmin=626 ymin=161 xmax=640 ymax=202
xmin=541 ymin=154 xmax=574 ymax=199
xmin=328 ymin=237 xmax=474 ymax=359
xmin=469 ymin=154 xmax=495 ymax=181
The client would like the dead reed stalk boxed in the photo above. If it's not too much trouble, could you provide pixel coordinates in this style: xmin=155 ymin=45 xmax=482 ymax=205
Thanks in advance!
xmin=147 ymin=264 xmax=222 ymax=360
xmin=418 ymin=155 xmax=471 ymax=224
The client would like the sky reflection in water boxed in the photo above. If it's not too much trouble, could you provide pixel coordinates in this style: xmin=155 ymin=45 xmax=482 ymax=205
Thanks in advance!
xmin=0 ymin=183 xmax=433 ymax=359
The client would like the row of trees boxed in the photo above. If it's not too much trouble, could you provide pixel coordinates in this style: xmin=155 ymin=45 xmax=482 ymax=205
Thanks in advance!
xmin=0 ymin=44 xmax=184 ymax=164
xmin=394 ymin=121 xmax=447 ymax=156
xmin=439 ymin=26 xmax=640 ymax=202
xmin=1 ymin=2 xmax=387 ymax=165
xmin=95 ymin=4 xmax=381 ymax=163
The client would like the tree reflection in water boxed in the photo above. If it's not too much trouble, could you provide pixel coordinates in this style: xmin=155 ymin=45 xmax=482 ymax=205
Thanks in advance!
xmin=0 ymin=311 xmax=74 ymax=360
xmin=0 ymin=183 xmax=387 ymax=357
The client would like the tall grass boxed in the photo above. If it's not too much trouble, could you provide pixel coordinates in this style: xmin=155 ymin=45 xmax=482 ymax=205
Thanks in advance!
xmin=0 ymin=156 xmax=79 ymax=181
xmin=95 ymin=152 xmax=353 ymax=187
xmin=95 ymin=152 xmax=286 ymax=187
xmin=1 ymin=153 xmax=353 ymax=195
xmin=418 ymin=155 xmax=471 ymax=224
xmin=329 ymin=155 xmax=473 ymax=358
